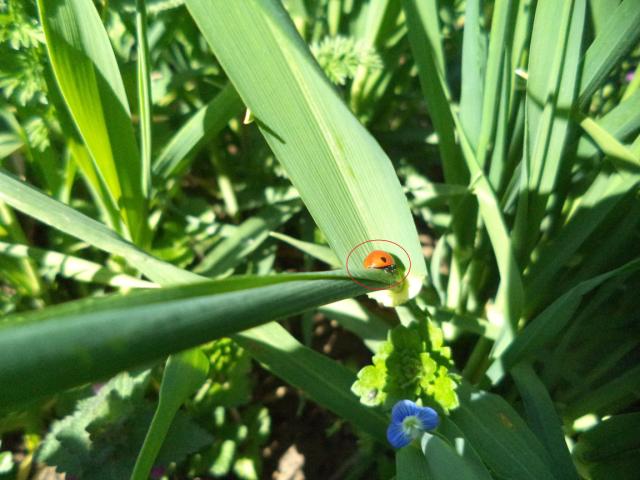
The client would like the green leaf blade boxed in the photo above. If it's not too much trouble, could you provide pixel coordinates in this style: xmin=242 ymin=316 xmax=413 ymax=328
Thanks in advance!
xmin=38 ymin=0 xmax=147 ymax=243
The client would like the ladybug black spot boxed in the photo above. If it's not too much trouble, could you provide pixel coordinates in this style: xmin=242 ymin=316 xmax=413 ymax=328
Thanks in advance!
xmin=381 ymin=256 xmax=387 ymax=262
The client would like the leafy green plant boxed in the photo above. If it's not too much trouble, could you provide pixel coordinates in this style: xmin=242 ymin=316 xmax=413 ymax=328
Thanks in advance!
xmin=0 ymin=0 xmax=639 ymax=478
xmin=352 ymin=318 xmax=460 ymax=412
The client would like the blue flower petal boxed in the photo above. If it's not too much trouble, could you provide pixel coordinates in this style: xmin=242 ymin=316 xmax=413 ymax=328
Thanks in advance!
xmin=387 ymin=422 xmax=411 ymax=449
xmin=391 ymin=399 xmax=419 ymax=424
xmin=415 ymin=406 xmax=440 ymax=431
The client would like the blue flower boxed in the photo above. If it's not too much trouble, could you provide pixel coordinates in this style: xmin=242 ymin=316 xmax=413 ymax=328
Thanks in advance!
xmin=386 ymin=400 xmax=440 ymax=448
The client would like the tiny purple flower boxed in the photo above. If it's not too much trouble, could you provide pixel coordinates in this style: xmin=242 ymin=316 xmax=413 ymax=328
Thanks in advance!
xmin=150 ymin=466 xmax=165 ymax=479
xmin=626 ymin=70 xmax=635 ymax=83
xmin=386 ymin=400 xmax=440 ymax=449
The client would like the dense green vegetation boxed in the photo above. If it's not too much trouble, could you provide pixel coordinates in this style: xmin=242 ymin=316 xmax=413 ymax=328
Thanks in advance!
xmin=1 ymin=0 xmax=639 ymax=478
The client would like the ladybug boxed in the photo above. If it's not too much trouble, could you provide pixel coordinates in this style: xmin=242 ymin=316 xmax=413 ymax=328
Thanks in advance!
xmin=363 ymin=250 xmax=396 ymax=274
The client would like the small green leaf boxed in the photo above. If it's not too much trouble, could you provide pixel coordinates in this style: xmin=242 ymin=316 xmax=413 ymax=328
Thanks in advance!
xmin=351 ymin=360 xmax=388 ymax=407
xmin=36 ymin=370 xmax=151 ymax=479
xmin=352 ymin=320 xmax=460 ymax=412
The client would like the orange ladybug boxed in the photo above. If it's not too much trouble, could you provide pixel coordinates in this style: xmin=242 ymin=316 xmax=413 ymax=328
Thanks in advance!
xmin=363 ymin=250 xmax=396 ymax=273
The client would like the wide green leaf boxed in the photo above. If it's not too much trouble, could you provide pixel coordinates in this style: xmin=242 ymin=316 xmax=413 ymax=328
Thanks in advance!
xmin=450 ymin=384 xmax=558 ymax=480
xmin=185 ymin=0 xmax=426 ymax=306
xmin=422 ymin=433 xmax=489 ymax=480
xmin=0 ymin=273 xmax=366 ymax=411
xmin=396 ymin=445 xmax=430 ymax=480
xmin=0 ymin=167 xmax=387 ymax=443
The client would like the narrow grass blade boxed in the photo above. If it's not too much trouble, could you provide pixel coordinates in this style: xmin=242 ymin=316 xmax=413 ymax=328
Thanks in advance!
xmin=577 ymin=89 xmax=640 ymax=158
xmin=37 ymin=0 xmax=147 ymax=244
xmin=495 ymin=258 xmax=640 ymax=380
xmin=131 ymin=349 xmax=209 ymax=480
xmin=580 ymin=115 xmax=640 ymax=166
xmin=0 ymin=202 xmax=44 ymax=297
xmin=152 ymin=84 xmax=242 ymax=180
xmin=401 ymin=0 xmax=466 ymax=186
xmin=475 ymin=0 xmax=515 ymax=168
xmin=270 ymin=231 xmax=340 ymax=267
xmin=194 ymin=201 xmax=300 ymax=276
xmin=402 ymin=0 xmax=476 ymax=304
xmin=564 ymin=364 xmax=640 ymax=421
xmin=524 ymin=171 xmax=639 ymax=308
xmin=0 ymin=169 xmax=196 ymax=285
xmin=318 ymin=298 xmax=389 ymax=352
xmin=578 ymin=0 xmax=640 ymax=106
xmin=135 ymin=0 xmax=153 ymax=196
xmin=455 ymin=119 xmax=524 ymax=346
xmin=514 ymin=0 xmax=584 ymax=260
xmin=348 ymin=0 xmax=395 ymax=115
xmin=459 ymin=0 xmax=486 ymax=149
xmin=511 ymin=363 xmax=579 ymax=480
xmin=0 ymin=241 xmax=156 ymax=289
xmin=67 ymin=138 xmax=123 ymax=232
xmin=186 ymin=0 xmax=426 ymax=306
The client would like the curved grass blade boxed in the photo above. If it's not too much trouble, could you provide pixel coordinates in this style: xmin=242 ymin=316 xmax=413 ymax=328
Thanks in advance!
xmin=0 ymin=168 xmax=195 ymax=285
xmin=152 ymin=84 xmax=242 ymax=180
xmin=578 ymin=0 xmax=640 ymax=107
xmin=131 ymin=349 xmax=209 ymax=480
xmin=0 ymin=241 xmax=156 ymax=289
xmin=491 ymin=258 xmax=640 ymax=381
xmin=270 ymin=231 xmax=340 ymax=267
xmin=511 ymin=363 xmax=579 ymax=480
xmin=194 ymin=200 xmax=300 ymax=277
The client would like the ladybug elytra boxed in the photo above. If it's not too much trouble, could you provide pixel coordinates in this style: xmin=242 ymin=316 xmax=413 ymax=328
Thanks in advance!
xmin=363 ymin=250 xmax=397 ymax=273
